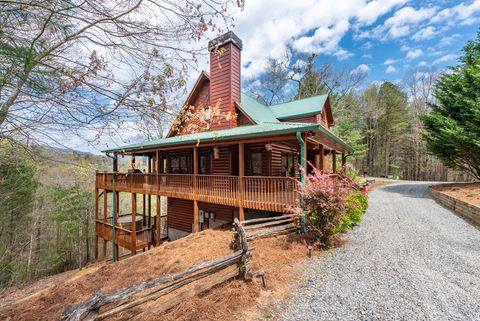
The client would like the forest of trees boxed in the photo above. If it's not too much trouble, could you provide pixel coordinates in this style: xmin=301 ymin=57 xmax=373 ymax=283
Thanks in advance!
xmin=0 ymin=141 xmax=108 ymax=289
xmin=249 ymin=54 xmax=472 ymax=181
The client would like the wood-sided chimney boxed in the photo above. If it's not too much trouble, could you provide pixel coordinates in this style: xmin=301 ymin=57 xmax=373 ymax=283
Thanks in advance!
xmin=208 ymin=31 xmax=242 ymax=130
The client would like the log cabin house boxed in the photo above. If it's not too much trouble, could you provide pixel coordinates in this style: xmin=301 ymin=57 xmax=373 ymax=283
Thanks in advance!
xmin=94 ymin=31 xmax=353 ymax=260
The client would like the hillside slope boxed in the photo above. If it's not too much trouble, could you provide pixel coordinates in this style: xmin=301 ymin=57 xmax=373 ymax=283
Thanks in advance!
xmin=0 ymin=228 xmax=308 ymax=321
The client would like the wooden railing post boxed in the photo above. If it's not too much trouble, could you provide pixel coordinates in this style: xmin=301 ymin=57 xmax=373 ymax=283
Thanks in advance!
xmin=102 ymin=190 xmax=108 ymax=259
xmin=193 ymin=146 xmax=199 ymax=233
xmin=95 ymin=188 xmax=99 ymax=260
xmin=132 ymin=193 xmax=137 ymax=255
xmin=156 ymin=195 xmax=161 ymax=246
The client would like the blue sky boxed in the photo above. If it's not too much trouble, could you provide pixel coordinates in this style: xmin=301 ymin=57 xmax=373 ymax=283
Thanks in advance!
xmin=73 ymin=0 xmax=480 ymax=154
xmin=228 ymin=0 xmax=480 ymax=87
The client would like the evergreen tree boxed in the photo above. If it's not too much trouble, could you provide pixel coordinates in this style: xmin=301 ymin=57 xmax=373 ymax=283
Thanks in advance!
xmin=0 ymin=141 xmax=38 ymax=287
xmin=422 ymin=31 xmax=480 ymax=180
xmin=377 ymin=82 xmax=409 ymax=177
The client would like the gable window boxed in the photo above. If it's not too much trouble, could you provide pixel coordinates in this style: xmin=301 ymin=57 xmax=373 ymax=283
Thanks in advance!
xmin=251 ymin=152 xmax=262 ymax=175
xmin=281 ymin=153 xmax=294 ymax=177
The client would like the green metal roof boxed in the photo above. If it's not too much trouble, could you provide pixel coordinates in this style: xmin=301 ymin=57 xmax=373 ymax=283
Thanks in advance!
xmin=104 ymin=92 xmax=353 ymax=154
xmin=269 ymin=94 xmax=328 ymax=119
xmin=237 ymin=93 xmax=279 ymax=123
xmin=103 ymin=121 xmax=353 ymax=153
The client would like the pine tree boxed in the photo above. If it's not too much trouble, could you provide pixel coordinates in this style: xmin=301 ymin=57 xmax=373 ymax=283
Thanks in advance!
xmin=422 ymin=31 xmax=480 ymax=180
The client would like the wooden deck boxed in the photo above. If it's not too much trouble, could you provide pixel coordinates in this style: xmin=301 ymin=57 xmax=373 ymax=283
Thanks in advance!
xmin=96 ymin=172 xmax=299 ymax=212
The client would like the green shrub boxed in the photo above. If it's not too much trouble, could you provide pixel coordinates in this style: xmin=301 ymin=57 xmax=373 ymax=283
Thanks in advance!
xmin=332 ymin=189 xmax=368 ymax=234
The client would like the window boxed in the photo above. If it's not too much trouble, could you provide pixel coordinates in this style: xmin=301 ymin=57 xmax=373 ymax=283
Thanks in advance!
xmin=199 ymin=155 xmax=208 ymax=174
xmin=281 ymin=153 xmax=294 ymax=177
xmin=251 ymin=153 xmax=262 ymax=175
xmin=169 ymin=155 xmax=189 ymax=173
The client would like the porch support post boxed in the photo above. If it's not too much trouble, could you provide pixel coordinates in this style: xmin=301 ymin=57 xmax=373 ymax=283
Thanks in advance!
xmin=156 ymin=195 xmax=161 ymax=246
xmin=95 ymin=188 xmax=99 ymax=260
xmin=142 ymin=194 xmax=146 ymax=224
xmin=131 ymin=193 xmax=137 ymax=255
xmin=103 ymin=190 xmax=107 ymax=259
xmin=341 ymin=153 xmax=346 ymax=174
xmin=147 ymin=156 xmax=152 ymax=228
xmin=238 ymin=143 xmax=245 ymax=221
xmin=296 ymin=132 xmax=306 ymax=185
xmin=316 ymin=144 xmax=325 ymax=172
xmin=193 ymin=146 xmax=199 ymax=233
xmin=114 ymin=191 xmax=119 ymax=260
xmin=113 ymin=154 xmax=118 ymax=172
xmin=332 ymin=151 xmax=337 ymax=174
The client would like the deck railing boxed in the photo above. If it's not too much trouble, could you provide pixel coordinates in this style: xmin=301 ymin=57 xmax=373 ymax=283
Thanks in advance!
xmin=96 ymin=172 xmax=299 ymax=211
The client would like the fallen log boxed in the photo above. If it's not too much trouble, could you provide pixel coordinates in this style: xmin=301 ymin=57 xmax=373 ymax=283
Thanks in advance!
xmin=92 ymin=256 xmax=242 ymax=320
xmin=61 ymin=249 xmax=246 ymax=321
xmin=240 ymin=214 xmax=296 ymax=226
xmin=243 ymin=217 xmax=296 ymax=231
xmin=246 ymin=222 xmax=297 ymax=239
xmin=134 ymin=267 xmax=240 ymax=319
xmin=247 ymin=227 xmax=298 ymax=240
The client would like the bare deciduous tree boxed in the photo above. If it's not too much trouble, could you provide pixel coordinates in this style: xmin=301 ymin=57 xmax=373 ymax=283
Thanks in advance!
xmin=0 ymin=0 xmax=244 ymax=148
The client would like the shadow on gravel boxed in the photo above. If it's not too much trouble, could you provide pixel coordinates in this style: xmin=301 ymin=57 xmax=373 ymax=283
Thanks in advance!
xmin=379 ymin=182 xmax=433 ymax=199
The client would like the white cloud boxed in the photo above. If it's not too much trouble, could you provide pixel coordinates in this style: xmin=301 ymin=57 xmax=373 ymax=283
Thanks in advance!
xmin=433 ymin=54 xmax=457 ymax=65
xmin=384 ymin=58 xmax=398 ymax=65
xmin=356 ymin=0 xmax=409 ymax=25
xmin=351 ymin=64 xmax=370 ymax=75
xmin=432 ymin=0 xmax=480 ymax=26
xmin=386 ymin=65 xmax=397 ymax=73
xmin=412 ymin=26 xmax=437 ymax=41
xmin=233 ymin=0 xmax=414 ymax=78
xmin=400 ymin=44 xmax=410 ymax=52
xmin=406 ymin=49 xmax=423 ymax=60
xmin=358 ymin=6 xmax=437 ymax=40
xmin=418 ymin=61 xmax=428 ymax=67
xmin=439 ymin=33 xmax=461 ymax=46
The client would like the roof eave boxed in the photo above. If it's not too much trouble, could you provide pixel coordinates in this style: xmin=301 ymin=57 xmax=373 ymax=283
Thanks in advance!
xmin=102 ymin=124 xmax=322 ymax=154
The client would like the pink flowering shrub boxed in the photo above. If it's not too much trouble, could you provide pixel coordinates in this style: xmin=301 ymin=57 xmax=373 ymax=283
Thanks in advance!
xmin=295 ymin=165 xmax=355 ymax=248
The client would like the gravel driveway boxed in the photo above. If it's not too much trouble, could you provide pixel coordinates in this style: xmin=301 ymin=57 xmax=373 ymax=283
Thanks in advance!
xmin=282 ymin=182 xmax=480 ymax=321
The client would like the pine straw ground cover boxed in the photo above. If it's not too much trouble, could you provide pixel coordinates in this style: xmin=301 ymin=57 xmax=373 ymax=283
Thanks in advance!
xmin=431 ymin=183 xmax=480 ymax=208
xmin=0 ymin=228 xmax=308 ymax=321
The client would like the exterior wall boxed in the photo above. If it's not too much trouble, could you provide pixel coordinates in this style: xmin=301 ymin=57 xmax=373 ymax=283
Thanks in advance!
xmin=169 ymin=77 xmax=211 ymax=137
xmin=198 ymin=202 xmax=235 ymax=229
xmin=167 ymin=198 xmax=193 ymax=236
xmin=166 ymin=199 xmax=236 ymax=239
xmin=270 ymin=143 xmax=299 ymax=177
xmin=245 ymin=143 xmax=269 ymax=176
xmin=211 ymin=146 xmax=231 ymax=175
xmin=281 ymin=114 xmax=317 ymax=124
xmin=210 ymin=42 xmax=241 ymax=130
xmin=236 ymin=107 xmax=255 ymax=126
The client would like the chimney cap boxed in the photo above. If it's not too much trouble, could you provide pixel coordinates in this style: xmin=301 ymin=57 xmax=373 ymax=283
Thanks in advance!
xmin=208 ymin=31 xmax=243 ymax=51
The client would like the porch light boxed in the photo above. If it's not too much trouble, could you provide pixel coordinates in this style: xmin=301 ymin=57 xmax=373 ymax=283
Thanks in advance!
xmin=265 ymin=143 xmax=272 ymax=151
xmin=213 ymin=147 xmax=220 ymax=159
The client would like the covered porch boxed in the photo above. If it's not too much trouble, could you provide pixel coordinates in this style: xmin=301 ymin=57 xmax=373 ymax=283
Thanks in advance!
xmin=95 ymin=124 xmax=352 ymax=260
